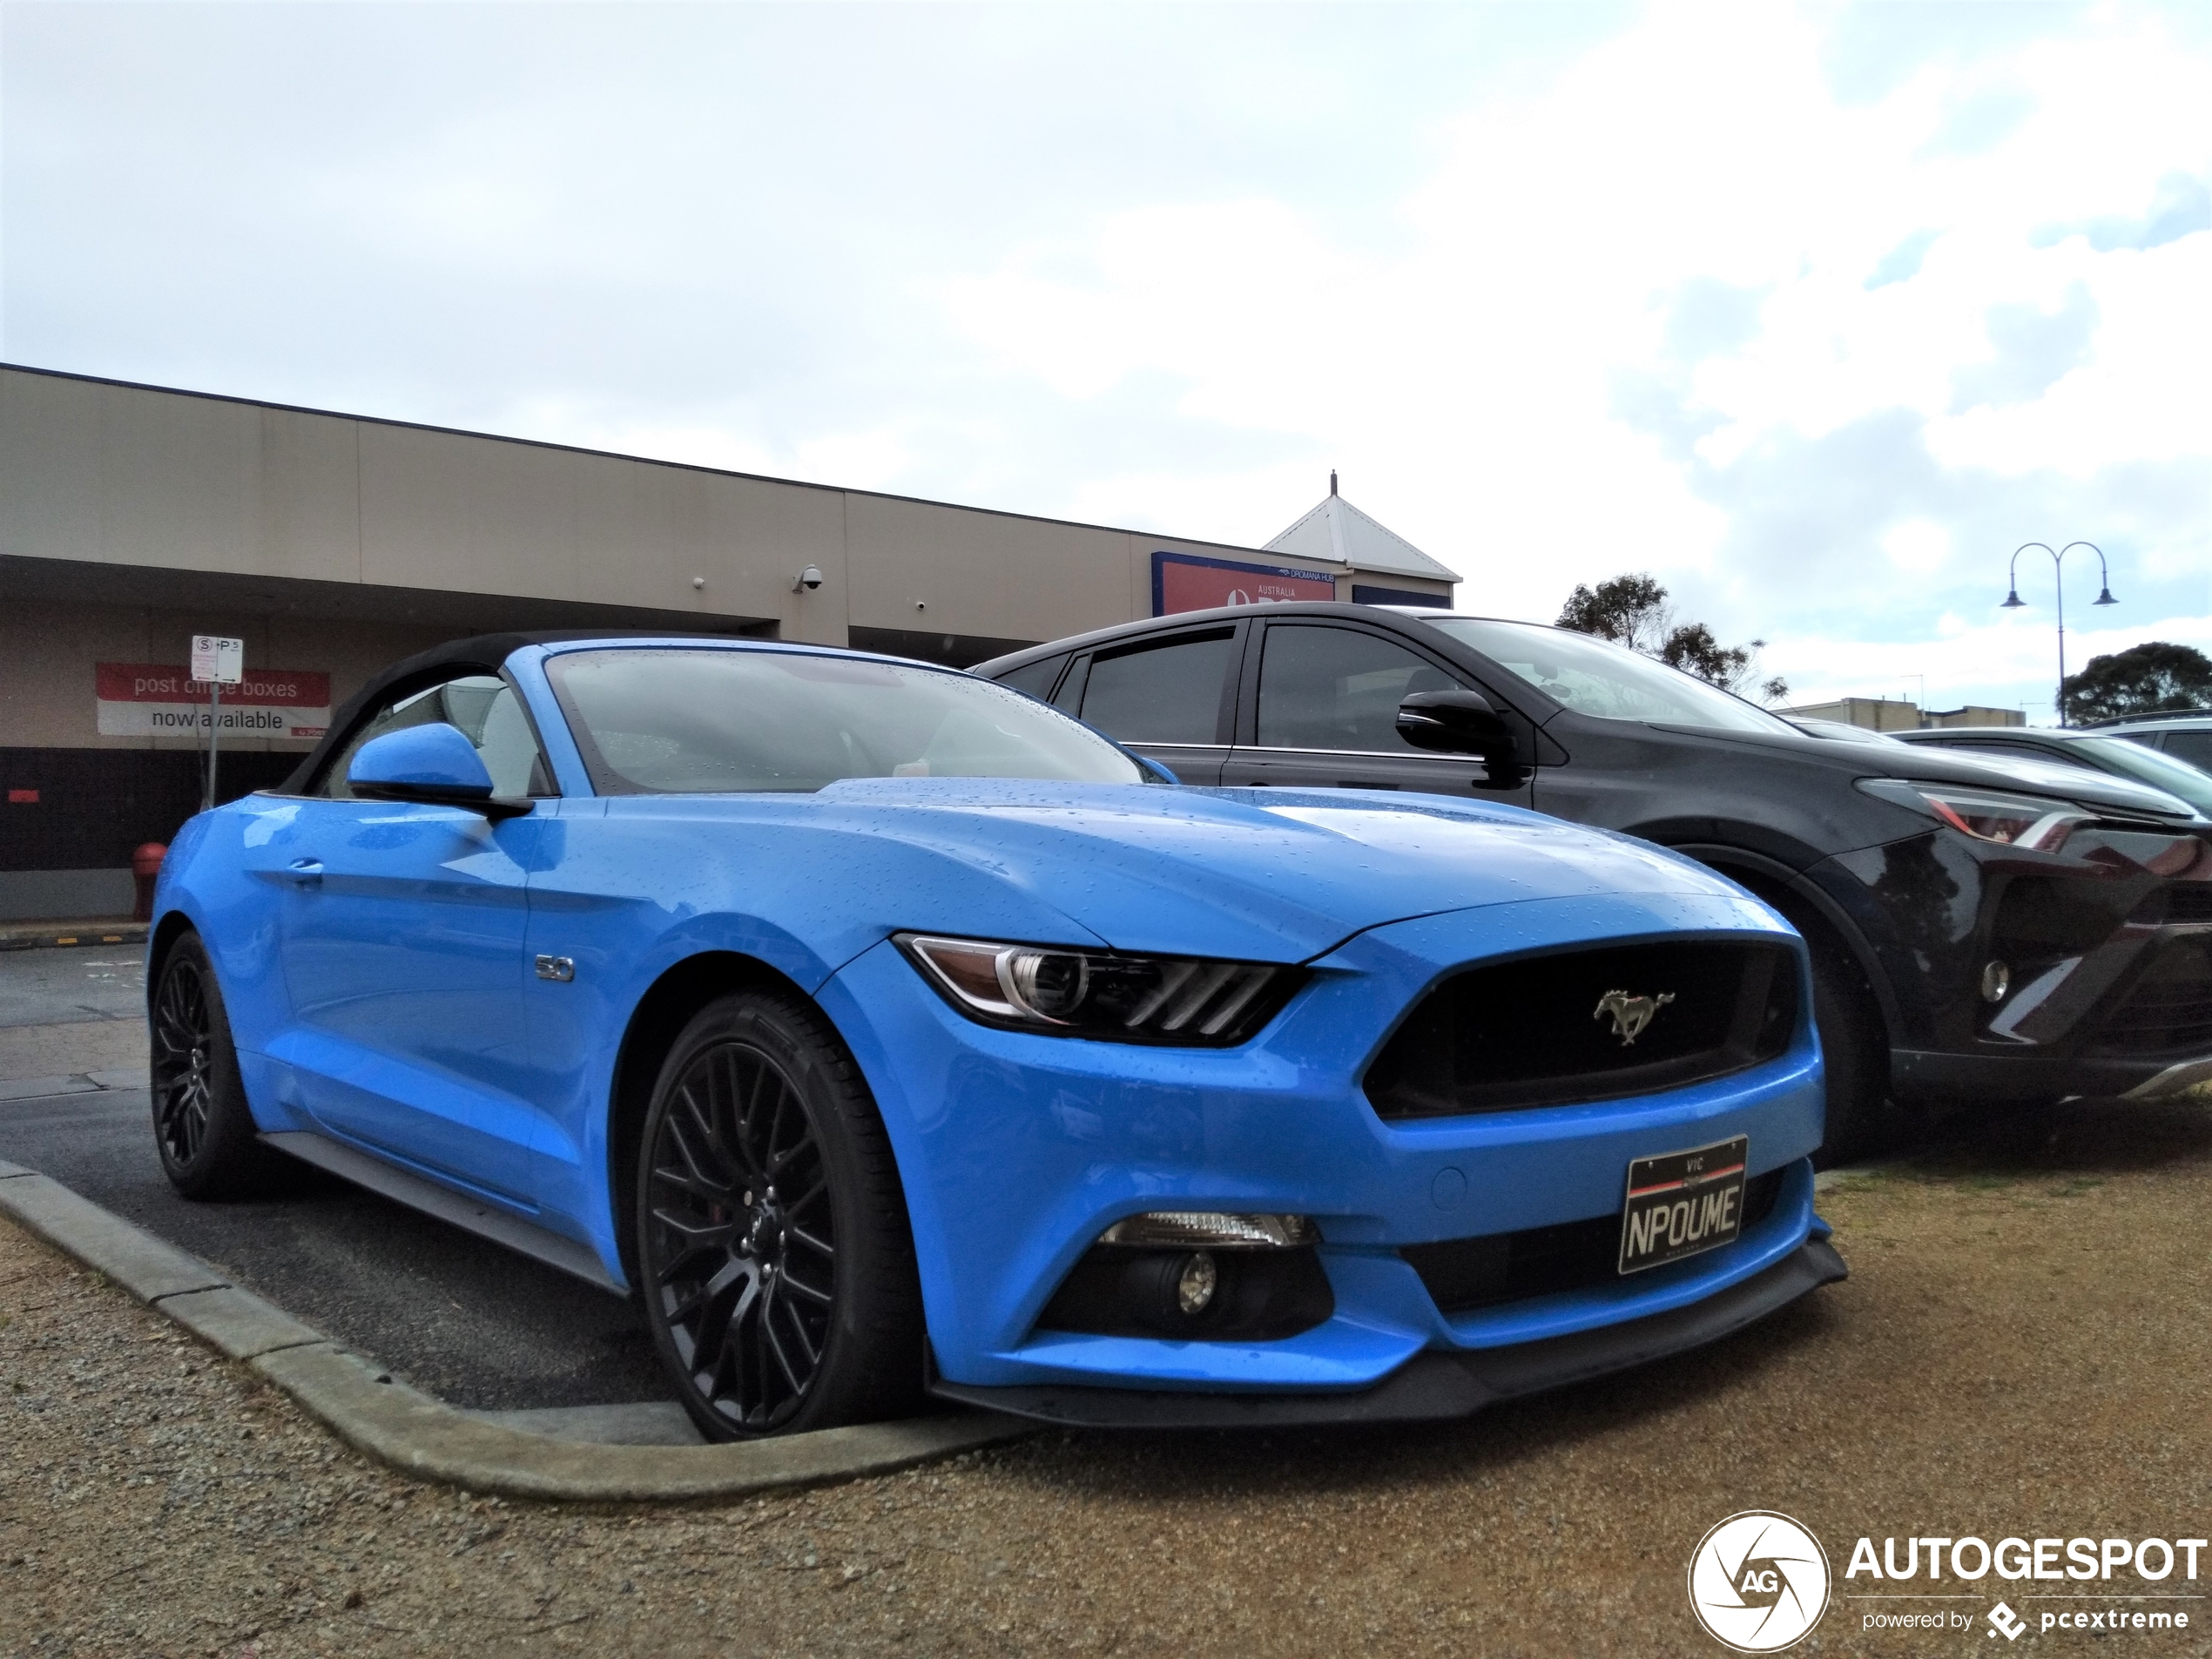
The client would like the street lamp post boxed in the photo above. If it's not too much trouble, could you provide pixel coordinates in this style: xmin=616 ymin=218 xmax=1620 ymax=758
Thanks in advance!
xmin=2000 ymin=541 xmax=2116 ymax=725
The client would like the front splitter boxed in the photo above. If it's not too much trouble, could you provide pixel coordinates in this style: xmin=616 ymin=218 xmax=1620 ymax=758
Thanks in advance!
xmin=930 ymin=1237 xmax=1847 ymax=1429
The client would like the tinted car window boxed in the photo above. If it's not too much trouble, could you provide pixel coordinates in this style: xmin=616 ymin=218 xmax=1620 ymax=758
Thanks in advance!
xmin=2158 ymin=731 xmax=2212 ymax=770
xmin=994 ymin=654 xmax=1066 ymax=702
xmin=548 ymin=648 xmax=1145 ymax=794
xmin=1426 ymin=617 xmax=1794 ymax=734
xmin=1256 ymin=624 xmax=1460 ymax=752
xmin=1078 ymin=631 xmax=1233 ymax=745
xmin=319 ymin=674 xmax=552 ymax=799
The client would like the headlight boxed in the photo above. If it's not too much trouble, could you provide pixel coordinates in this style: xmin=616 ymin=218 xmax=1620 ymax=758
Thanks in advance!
xmin=1858 ymin=779 xmax=2088 ymax=852
xmin=895 ymin=933 xmax=1302 ymax=1045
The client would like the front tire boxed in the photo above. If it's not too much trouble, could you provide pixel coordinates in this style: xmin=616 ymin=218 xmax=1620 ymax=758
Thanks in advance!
xmin=1807 ymin=941 xmax=1893 ymax=1168
xmin=150 ymin=933 xmax=287 ymax=1199
xmin=636 ymin=989 xmax=922 ymax=1440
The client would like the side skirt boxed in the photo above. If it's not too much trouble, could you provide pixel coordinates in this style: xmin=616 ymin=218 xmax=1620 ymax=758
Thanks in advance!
xmin=261 ymin=1130 xmax=626 ymax=1296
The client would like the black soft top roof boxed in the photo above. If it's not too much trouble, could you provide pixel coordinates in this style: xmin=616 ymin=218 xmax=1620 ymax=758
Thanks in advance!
xmin=276 ymin=629 xmax=733 ymax=796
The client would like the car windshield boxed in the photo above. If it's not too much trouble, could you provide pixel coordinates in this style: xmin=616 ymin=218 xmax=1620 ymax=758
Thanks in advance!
xmin=1423 ymin=617 xmax=1798 ymax=735
xmin=546 ymin=648 xmax=1146 ymax=794
xmin=2069 ymin=736 xmax=2212 ymax=817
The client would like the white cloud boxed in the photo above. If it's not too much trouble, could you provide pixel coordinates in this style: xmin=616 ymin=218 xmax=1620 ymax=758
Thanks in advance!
xmin=1775 ymin=610 xmax=2212 ymax=720
xmin=1883 ymin=521 xmax=1952 ymax=574
xmin=939 ymin=1 xmax=2210 ymax=708
xmin=4 ymin=0 xmax=2203 ymax=722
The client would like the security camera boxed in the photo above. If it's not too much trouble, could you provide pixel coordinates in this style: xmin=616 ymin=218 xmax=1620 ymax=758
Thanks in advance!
xmin=793 ymin=566 xmax=824 ymax=593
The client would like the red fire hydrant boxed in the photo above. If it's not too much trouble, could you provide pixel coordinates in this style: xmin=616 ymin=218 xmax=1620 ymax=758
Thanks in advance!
xmin=132 ymin=843 xmax=168 ymax=923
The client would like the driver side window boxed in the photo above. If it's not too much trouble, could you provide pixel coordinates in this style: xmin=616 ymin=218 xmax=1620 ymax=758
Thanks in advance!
xmin=1256 ymin=625 xmax=1462 ymax=752
xmin=317 ymin=674 xmax=554 ymax=799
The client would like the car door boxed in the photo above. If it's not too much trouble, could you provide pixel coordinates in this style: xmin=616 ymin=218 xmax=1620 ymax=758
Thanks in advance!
xmin=1050 ymin=624 xmax=1242 ymax=784
xmin=1223 ymin=619 xmax=1536 ymax=806
xmin=262 ymin=671 xmax=560 ymax=1204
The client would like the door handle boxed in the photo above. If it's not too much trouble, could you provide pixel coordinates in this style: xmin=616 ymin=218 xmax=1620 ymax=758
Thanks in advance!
xmin=285 ymin=859 xmax=324 ymax=887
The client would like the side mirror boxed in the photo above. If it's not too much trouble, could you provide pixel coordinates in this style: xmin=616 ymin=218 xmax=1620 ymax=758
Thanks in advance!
xmin=1397 ymin=689 xmax=1527 ymax=787
xmin=1397 ymin=689 xmax=1511 ymax=753
xmin=1136 ymin=754 xmax=1180 ymax=786
xmin=348 ymin=724 xmax=529 ymax=819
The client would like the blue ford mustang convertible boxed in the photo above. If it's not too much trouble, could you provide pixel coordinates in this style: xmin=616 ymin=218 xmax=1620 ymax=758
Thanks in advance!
xmin=148 ymin=633 xmax=1845 ymax=1440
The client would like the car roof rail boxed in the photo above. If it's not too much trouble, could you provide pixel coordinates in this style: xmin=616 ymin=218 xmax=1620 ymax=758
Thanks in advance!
xmin=2082 ymin=708 xmax=2212 ymax=728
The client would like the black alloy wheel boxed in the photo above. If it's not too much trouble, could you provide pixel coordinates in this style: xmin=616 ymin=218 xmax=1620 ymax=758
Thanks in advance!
xmin=152 ymin=950 xmax=216 ymax=1166
xmin=637 ymin=991 xmax=922 ymax=1440
xmin=150 ymin=933 xmax=286 ymax=1199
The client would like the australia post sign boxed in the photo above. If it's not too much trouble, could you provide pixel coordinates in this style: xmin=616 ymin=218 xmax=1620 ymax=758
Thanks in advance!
xmin=1153 ymin=551 xmax=1338 ymax=617
xmin=95 ymin=663 xmax=333 ymax=740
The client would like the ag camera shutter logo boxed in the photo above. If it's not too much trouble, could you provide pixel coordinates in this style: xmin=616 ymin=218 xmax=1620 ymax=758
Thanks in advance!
xmin=1688 ymin=1512 xmax=1831 ymax=1652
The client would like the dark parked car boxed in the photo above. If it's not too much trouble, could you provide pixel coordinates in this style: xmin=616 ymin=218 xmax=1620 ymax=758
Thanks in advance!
xmin=1892 ymin=725 xmax=2212 ymax=820
xmin=977 ymin=604 xmax=2212 ymax=1157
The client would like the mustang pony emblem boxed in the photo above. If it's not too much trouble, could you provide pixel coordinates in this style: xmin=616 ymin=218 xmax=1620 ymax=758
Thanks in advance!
xmin=1593 ymin=988 xmax=1675 ymax=1045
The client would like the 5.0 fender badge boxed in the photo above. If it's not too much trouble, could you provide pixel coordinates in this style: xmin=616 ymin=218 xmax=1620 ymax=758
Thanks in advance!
xmin=1594 ymin=988 xmax=1674 ymax=1045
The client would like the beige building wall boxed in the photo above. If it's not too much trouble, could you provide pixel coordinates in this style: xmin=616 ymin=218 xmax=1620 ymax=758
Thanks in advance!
xmin=1 ymin=364 xmax=1450 ymax=918
xmin=0 ymin=597 xmax=449 ymax=751
xmin=1785 ymin=697 xmax=2027 ymax=732
xmin=1 ymin=366 xmax=1356 ymax=671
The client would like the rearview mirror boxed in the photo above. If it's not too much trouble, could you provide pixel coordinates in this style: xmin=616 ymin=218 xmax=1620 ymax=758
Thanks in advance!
xmin=1397 ymin=689 xmax=1527 ymax=787
xmin=347 ymin=724 xmax=529 ymax=819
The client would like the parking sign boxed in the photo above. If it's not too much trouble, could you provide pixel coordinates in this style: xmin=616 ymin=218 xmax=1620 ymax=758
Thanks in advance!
xmin=191 ymin=636 xmax=244 ymax=685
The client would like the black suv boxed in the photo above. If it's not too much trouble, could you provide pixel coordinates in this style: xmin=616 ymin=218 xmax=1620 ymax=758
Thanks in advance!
xmin=976 ymin=604 xmax=2212 ymax=1157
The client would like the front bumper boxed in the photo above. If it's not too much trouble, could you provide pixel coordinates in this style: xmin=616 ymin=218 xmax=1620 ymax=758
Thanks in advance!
xmin=932 ymin=1234 xmax=1846 ymax=1426
xmin=1892 ymin=1047 xmax=2212 ymax=1104
xmin=819 ymin=887 xmax=1831 ymax=1396
xmin=1817 ymin=824 xmax=2212 ymax=1106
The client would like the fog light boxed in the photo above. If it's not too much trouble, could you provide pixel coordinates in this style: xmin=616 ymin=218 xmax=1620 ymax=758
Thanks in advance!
xmin=1176 ymin=1251 xmax=1217 ymax=1316
xmin=1981 ymin=960 xmax=2011 ymax=1004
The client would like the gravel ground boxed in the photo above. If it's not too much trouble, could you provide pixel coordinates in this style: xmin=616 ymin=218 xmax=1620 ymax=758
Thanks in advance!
xmin=5 ymin=1093 xmax=2209 ymax=1659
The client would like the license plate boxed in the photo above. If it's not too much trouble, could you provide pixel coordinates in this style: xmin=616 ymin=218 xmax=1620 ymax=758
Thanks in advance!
xmin=1617 ymin=1136 xmax=1749 ymax=1275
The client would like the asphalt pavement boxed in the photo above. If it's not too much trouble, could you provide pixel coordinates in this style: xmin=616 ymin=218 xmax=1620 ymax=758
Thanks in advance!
xmin=0 ymin=946 xmax=671 ymax=1411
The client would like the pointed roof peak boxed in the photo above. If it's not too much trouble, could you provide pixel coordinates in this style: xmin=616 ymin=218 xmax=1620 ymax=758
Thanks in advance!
xmin=1264 ymin=484 xmax=1459 ymax=584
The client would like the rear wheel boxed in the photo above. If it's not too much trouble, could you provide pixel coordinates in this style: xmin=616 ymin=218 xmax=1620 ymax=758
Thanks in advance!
xmin=150 ymin=933 xmax=287 ymax=1199
xmin=636 ymin=990 xmax=922 ymax=1440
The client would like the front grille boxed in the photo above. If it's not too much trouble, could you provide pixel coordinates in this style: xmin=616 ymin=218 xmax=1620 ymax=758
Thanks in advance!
xmin=2092 ymin=941 xmax=2212 ymax=1054
xmin=1403 ymin=1168 xmax=1787 ymax=1316
xmin=1365 ymin=941 xmax=1800 ymax=1120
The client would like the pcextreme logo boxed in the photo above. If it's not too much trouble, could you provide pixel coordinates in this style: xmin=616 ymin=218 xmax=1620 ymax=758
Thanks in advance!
xmin=1687 ymin=1512 xmax=1831 ymax=1652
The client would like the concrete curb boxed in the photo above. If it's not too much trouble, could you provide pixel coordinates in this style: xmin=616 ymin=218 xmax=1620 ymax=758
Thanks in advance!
xmin=0 ymin=1162 xmax=1035 ymax=1501
xmin=0 ymin=921 xmax=145 ymax=953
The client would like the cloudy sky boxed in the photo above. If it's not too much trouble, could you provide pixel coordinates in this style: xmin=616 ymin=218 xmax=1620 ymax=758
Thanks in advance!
xmin=3 ymin=1 xmax=2206 ymax=718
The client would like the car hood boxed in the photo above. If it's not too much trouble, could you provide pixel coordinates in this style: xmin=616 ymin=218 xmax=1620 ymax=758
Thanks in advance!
xmin=773 ymin=778 xmax=1766 ymax=961
xmin=1872 ymin=745 xmax=2194 ymax=819
xmin=1691 ymin=723 xmax=2196 ymax=819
